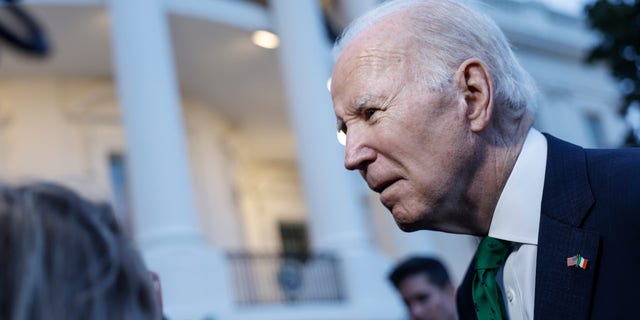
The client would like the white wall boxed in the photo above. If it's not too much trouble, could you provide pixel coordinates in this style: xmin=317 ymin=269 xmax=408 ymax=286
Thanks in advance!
xmin=231 ymin=157 xmax=307 ymax=253
xmin=0 ymin=78 xmax=121 ymax=200
xmin=0 ymin=78 xmax=243 ymax=250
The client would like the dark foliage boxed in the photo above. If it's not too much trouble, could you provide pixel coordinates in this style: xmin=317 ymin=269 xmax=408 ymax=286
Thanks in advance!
xmin=585 ymin=0 xmax=640 ymax=146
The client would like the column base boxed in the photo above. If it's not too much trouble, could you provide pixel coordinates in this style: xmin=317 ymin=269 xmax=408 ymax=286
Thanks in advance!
xmin=339 ymin=248 xmax=404 ymax=318
xmin=143 ymin=244 xmax=233 ymax=319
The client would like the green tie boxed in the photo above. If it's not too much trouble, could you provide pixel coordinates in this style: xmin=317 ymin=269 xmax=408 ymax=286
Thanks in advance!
xmin=472 ymin=237 xmax=512 ymax=320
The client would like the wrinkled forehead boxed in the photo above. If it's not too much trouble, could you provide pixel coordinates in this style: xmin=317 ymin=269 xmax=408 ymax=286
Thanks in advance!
xmin=333 ymin=16 xmax=412 ymax=84
xmin=338 ymin=47 xmax=407 ymax=80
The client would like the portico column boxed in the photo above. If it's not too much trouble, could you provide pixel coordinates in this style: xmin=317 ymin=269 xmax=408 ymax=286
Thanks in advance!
xmin=270 ymin=0 xmax=402 ymax=317
xmin=107 ymin=0 xmax=231 ymax=318
xmin=338 ymin=0 xmax=379 ymax=23
xmin=108 ymin=0 xmax=197 ymax=248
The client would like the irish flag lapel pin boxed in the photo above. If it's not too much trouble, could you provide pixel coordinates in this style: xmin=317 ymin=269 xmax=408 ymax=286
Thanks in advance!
xmin=567 ymin=254 xmax=589 ymax=270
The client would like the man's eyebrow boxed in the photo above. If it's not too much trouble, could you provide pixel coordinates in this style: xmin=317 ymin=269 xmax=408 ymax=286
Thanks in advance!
xmin=334 ymin=96 xmax=384 ymax=132
xmin=354 ymin=95 xmax=392 ymax=111
xmin=353 ymin=97 xmax=372 ymax=111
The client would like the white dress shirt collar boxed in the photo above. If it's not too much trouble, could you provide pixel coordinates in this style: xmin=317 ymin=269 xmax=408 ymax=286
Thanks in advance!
xmin=488 ymin=128 xmax=547 ymax=245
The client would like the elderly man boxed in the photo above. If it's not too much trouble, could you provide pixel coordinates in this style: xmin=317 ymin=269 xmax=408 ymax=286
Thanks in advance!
xmin=329 ymin=0 xmax=640 ymax=319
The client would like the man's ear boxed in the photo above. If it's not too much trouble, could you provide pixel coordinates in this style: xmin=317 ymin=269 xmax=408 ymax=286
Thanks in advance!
xmin=453 ymin=58 xmax=494 ymax=132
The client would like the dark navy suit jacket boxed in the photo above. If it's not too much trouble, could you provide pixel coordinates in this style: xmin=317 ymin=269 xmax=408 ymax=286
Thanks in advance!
xmin=457 ymin=134 xmax=640 ymax=319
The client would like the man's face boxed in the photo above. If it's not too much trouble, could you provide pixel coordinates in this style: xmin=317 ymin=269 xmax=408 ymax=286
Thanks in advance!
xmin=397 ymin=274 xmax=457 ymax=320
xmin=330 ymin=16 xmax=476 ymax=233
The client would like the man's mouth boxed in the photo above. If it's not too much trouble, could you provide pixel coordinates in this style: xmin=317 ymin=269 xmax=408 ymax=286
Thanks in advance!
xmin=370 ymin=178 xmax=398 ymax=194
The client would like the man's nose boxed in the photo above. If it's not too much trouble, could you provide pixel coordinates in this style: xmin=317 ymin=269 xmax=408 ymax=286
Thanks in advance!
xmin=344 ymin=130 xmax=375 ymax=171
xmin=408 ymin=303 xmax=426 ymax=320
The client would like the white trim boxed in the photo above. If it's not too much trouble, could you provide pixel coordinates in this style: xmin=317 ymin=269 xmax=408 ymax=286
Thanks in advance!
xmin=166 ymin=0 xmax=271 ymax=32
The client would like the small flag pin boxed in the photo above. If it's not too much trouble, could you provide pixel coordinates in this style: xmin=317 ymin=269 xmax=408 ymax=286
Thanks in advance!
xmin=567 ymin=254 xmax=589 ymax=269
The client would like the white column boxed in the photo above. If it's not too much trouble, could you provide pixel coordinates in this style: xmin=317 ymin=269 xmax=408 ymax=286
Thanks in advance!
xmin=108 ymin=0 xmax=197 ymax=247
xmin=107 ymin=0 xmax=232 ymax=318
xmin=338 ymin=0 xmax=379 ymax=23
xmin=270 ymin=0 xmax=402 ymax=318
xmin=270 ymin=0 xmax=370 ymax=256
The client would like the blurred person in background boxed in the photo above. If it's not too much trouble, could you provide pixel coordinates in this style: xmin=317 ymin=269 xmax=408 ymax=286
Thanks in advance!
xmin=389 ymin=256 xmax=457 ymax=320
xmin=0 ymin=182 xmax=159 ymax=319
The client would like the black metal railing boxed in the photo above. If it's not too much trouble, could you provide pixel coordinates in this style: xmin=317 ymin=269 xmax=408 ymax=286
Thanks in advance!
xmin=227 ymin=252 xmax=345 ymax=305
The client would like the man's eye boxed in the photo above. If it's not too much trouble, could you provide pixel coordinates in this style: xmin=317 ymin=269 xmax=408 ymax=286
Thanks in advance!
xmin=363 ymin=108 xmax=377 ymax=119
xmin=337 ymin=122 xmax=347 ymax=135
xmin=417 ymin=294 xmax=430 ymax=303
xmin=335 ymin=120 xmax=348 ymax=146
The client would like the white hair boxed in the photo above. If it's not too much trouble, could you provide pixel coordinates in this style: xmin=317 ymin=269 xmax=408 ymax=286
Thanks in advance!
xmin=333 ymin=0 xmax=539 ymax=114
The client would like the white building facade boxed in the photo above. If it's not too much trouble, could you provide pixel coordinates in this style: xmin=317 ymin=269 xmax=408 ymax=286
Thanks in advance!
xmin=0 ymin=0 xmax=627 ymax=319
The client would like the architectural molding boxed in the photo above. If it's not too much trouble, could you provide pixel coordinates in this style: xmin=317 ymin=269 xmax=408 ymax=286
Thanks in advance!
xmin=0 ymin=97 xmax=12 ymax=129
xmin=166 ymin=0 xmax=270 ymax=32
xmin=60 ymin=82 xmax=121 ymax=125
xmin=0 ymin=100 xmax=10 ymax=173
xmin=484 ymin=0 xmax=596 ymax=59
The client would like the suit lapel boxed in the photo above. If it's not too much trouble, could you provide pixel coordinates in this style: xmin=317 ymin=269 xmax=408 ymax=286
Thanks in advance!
xmin=535 ymin=134 xmax=599 ymax=319
xmin=457 ymin=256 xmax=478 ymax=320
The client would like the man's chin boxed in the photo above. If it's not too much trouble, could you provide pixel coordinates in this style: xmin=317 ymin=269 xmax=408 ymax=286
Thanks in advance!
xmin=388 ymin=206 xmax=427 ymax=232
xmin=395 ymin=219 xmax=425 ymax=232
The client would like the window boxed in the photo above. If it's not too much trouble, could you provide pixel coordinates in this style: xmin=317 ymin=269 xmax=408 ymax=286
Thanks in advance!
xmin=108 ymin=153 xmax=133 ymax=235
xmin=278 ymin=221 xmax=309 ymax=262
